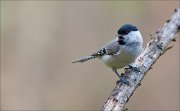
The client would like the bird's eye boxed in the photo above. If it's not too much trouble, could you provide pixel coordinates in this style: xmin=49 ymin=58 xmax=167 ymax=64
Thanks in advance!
xmin=124 ymin=30 xmax=130 ymax=35
xmin=119 ymin=36 xmax=124 ymax=39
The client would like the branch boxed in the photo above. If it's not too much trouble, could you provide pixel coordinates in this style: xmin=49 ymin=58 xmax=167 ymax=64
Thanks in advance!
xmin=102 ymin=8 xmax=180 ymax=111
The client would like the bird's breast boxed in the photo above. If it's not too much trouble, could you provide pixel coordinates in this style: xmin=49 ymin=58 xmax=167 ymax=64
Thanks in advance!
xmin=101 ymin=44 xmax=142 ymax=69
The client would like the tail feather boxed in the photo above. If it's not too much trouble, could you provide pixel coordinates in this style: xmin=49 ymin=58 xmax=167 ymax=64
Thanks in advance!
xmin=72 ymin=55 xmax=96 ymax=63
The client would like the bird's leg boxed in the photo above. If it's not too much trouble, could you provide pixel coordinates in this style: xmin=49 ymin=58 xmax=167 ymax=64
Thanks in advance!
xmin=112 ymin=68 xmax=121 ymax=78
xmin=112 ymin=68 xmax=130 ymax=85
xmin=124 ymin=64 xmax=140 ymax=72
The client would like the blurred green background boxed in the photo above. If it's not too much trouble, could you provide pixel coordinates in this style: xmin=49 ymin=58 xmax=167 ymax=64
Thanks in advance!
xmin=1 ymin=1 xmax=179 ymax=110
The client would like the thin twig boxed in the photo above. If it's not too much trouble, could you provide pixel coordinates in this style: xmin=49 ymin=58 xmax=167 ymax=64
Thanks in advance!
xmin=102 ymin=8 xmax=180 ymax=111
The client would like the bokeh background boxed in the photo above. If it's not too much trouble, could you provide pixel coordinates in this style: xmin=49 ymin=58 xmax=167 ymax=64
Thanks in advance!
xmin=1 ymin=1 xmax=179 ymax=110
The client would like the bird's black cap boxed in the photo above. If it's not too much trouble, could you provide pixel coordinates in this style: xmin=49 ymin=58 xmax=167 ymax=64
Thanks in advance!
xmin=117 ymin=24 xmax=138 ymax=35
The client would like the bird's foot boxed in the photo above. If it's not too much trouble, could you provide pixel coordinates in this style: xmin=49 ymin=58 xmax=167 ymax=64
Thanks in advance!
xmin=125 ymin=65 xmax=140 ymax=72
xmin=116 ymin=73 xmax=130 ymax=86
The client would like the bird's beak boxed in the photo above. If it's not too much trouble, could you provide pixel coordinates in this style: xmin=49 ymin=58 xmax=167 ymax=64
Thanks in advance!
xmin=115 ymin=34 xmax=120 ymax=36
xmin=115 ymin=34 xmax=124 ymax=40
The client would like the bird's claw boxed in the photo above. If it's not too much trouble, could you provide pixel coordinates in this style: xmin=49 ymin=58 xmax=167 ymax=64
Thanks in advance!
xmin=116 ymin=73 xmax=130 ymax=86
xmin=125 ymin=65 xmax=140 ymax=72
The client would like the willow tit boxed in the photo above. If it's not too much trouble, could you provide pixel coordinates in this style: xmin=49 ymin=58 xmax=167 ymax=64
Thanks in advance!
xmin=73 ymin=24 xmax=143 ymax=84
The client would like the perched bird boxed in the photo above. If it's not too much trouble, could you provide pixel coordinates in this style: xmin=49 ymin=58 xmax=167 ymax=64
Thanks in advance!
xmin=73 ymin=24 xmax=143 ymax=84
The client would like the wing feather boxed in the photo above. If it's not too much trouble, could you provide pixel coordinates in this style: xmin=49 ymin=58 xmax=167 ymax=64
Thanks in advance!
xmin=95 ymin=38 xmax=120 ymax=56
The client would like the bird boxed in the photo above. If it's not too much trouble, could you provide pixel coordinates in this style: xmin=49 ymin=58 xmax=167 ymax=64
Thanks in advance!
xmin=72 ymin=24 xmax=143 ymax=84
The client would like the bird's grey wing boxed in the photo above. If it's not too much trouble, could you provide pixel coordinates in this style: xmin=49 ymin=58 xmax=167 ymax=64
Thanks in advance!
xmin=93 ymin=38 xmax=120 ymax=57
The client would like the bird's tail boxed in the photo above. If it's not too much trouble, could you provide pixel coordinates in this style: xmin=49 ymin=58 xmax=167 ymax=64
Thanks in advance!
xmin=72 ymin=55 xmax=97 ymax=63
